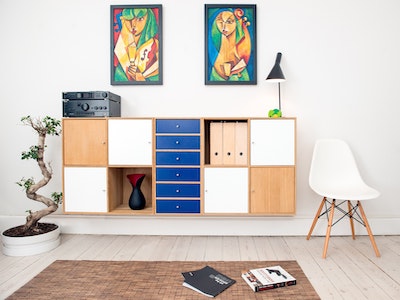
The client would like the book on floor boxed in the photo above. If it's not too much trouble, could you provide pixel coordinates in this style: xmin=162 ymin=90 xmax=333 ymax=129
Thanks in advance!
xmin=182 ymin=265 xmax=236 ymax=297
xmin=241 ymin=265 xmax=296 ymax=292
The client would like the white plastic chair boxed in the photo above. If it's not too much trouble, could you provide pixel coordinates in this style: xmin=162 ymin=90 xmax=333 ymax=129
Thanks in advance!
xmin=306 ymin=139 xmax=380 ymax=258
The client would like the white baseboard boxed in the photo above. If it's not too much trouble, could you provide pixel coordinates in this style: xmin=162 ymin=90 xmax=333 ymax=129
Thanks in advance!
xmin=1 ymin=215 xmax=399 ymax=236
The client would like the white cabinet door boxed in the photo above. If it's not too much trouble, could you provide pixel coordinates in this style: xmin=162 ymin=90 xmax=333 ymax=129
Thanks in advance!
xmin=204 ymin=168 xmax=248 ymax=213
xmin=250 ymin=119 xmax=295 ymax=166
xmin=64 ymin=167 xmax=107 ymax=213
xmin=108 ymin=119 xmax=152 ymax=165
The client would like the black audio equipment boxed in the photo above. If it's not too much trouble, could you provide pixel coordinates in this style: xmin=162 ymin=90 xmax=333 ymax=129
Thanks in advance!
xmin=62 ymin=91 xmax=121 ymax=117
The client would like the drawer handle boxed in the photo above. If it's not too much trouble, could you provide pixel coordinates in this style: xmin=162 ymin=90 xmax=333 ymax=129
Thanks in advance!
xmin=227 ymin=152 xmax=231 ymax=156
xmin=176 ymin=189 xmax=180 ymax=193
xmin=176 ymin=124 xmax=180 ymax=128
xmin=214 ymin=152 xmax=219 ymax=156
xmin=175 ymin=140 xmax=180 ymax=144
xmin=175 ymin=157 xmax=180 ymax=161
xmin=175 ymin=173 xmax=180 ymax=177
xmin=176 ymin=205 xmax=180 ymax=209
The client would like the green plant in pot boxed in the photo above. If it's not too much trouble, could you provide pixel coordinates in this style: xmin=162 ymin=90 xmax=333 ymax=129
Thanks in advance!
xmin=2 ymin=116 xmax=62 ymax=256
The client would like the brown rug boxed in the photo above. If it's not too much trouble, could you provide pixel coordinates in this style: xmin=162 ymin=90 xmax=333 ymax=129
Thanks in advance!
xmin=7 ymin=260 xmax=320 ymax=299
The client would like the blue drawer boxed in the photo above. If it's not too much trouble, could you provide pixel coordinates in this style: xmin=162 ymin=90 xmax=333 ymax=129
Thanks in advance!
xmin=156 ymin=152 xmax=200 ymax=165
xmin=156 ymin=183 xmax=200 ymax=197
xmin=156 ymin=168 xmax=200 ymax=181
xmin=156 ymin=119 xmax=200 ymax=133
xmin=156 ymin=136 xmax=200 ymax=150
xmin=156 ymin=200 xmax=200 ymax=213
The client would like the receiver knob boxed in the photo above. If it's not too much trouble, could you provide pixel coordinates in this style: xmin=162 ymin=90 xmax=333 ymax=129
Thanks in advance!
xmin=81 ymin=103 xmax=90 ymax=111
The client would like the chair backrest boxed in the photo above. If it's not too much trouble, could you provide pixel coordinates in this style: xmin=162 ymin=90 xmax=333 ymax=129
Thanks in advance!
xmin=309 ymin=139 xmax=378 ymax=200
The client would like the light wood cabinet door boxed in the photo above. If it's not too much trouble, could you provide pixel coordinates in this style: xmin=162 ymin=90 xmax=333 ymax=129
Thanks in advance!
xmin=250 ymin=167 xmax=295 ymax=214
xmin=204 ymin=167 xmax=248 ymax=213
xmin=63 ymin=119 xmax=107 ymax=166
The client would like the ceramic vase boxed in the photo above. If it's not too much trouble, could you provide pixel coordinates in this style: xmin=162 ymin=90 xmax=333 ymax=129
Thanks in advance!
xmin=127 ymin=173 xmax=146 ymax=210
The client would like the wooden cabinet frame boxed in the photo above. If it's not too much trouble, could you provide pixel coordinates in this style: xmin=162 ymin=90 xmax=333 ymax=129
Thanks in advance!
xmin=62 ymin=117 xmax=296 ymax=216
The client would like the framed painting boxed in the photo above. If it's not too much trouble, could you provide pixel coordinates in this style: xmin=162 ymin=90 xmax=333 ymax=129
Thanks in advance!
xmin=111 ymin=5 xmax=162 ymax=85
xmin=205 ymin=4 xmax=257 ymax=85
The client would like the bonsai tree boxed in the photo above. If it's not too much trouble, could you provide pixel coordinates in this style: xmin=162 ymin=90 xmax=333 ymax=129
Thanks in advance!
xmin=5 ymin=116 xmax=63 ymax=237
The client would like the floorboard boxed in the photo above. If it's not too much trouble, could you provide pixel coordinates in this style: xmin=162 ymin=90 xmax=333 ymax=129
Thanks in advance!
xmin=167 ymin=235 xmax=192 ymax=261
xmin=185 ymin=236 xmax=207 ymax=261
xmin=285 ymin=236 xmax=343 ymax=299
xmin=222 ymin=236 xmax=240 ymax=260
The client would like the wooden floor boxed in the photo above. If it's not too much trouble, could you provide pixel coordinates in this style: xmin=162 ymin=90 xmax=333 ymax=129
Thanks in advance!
xmin=1 ymin=235 xmax=399 ymax=299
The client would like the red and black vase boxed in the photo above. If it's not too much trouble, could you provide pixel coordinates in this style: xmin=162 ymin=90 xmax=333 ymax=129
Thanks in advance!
xmin=126 ymin=174 xmax=146 ymax=210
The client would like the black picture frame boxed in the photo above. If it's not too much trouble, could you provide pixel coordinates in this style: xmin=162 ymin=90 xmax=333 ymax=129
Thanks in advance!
xmin=111 ymin=5 xmax=163 ymax=85
xmin=205 ymin=4 xmax=257 ymax=85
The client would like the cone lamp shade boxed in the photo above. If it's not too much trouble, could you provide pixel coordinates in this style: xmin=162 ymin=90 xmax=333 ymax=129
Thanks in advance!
xmin=266 ymin=52 xmax=286 ymax=82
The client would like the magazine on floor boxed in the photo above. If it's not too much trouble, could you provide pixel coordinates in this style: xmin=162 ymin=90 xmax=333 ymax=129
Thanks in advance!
xmin=182 ymin=265 xmax=236 ymax=297
xmin=241 ymin=265 xmax=296 ymax=292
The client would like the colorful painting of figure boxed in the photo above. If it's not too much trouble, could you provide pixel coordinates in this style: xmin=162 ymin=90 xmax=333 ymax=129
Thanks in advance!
xmin=111 ymin=5 xmax=162 ymax=85
xmin=205 ymin=4 xmax=257 ymax=85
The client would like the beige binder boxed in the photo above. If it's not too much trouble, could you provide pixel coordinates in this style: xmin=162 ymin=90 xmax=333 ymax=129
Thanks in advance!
xmin=222 ymin=122 xmax=235 ymax=164
xmin=235 ymin=122 xmax=248 ymax=164
xmin=210 ymin=122 xmax=223 ymax=165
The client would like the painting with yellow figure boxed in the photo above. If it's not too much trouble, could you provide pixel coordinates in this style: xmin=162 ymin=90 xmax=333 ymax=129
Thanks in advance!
xmin=111 ymin=5 xmax=162 ymax=85
xmin=205 ymin=4 xmax=257 ymax=85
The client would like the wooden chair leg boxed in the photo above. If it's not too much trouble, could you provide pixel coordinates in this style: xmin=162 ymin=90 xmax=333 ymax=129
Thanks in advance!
xmin=307 ymin=197 xmax=326 ymax=240
xmin=358 ymin=201 xmax=381 ymax=257
xmin=348 ymin=201 xmax=355 ymax=240
xmin=323 ymin=199 xmax=336 ymax=258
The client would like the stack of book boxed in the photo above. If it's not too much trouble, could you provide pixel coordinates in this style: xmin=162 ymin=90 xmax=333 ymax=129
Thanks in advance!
xmin=241 ymin=265 xmax=296 ymax=292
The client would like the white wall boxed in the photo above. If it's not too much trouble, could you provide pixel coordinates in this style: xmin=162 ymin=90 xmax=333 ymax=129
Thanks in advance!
xmin=1 ymin=0 xmax=399 ymax=236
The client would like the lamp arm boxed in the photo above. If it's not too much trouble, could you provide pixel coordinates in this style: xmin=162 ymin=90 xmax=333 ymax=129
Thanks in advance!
xmin=278 ymin=82 xmax=281 ymax=111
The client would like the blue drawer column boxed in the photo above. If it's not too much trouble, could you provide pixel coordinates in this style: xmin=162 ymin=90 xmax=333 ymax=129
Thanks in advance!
xmin=155 ymin=119 xmax=201 ymax=214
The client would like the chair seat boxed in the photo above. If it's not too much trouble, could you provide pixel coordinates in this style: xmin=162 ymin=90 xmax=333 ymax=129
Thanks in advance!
xmin=311 ymin=184 xmax=380 ymax=201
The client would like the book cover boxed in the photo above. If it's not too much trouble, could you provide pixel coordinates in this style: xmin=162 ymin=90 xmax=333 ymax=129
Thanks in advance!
xmin=241 ymin=265 xmax=296 ymax=292
xmin=182 ymin=265 xmax=236 ymax=297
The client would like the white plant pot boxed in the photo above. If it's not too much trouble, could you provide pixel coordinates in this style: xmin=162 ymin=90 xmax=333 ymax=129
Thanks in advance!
xmin=1 ymin=225 xmax=61 ymax=256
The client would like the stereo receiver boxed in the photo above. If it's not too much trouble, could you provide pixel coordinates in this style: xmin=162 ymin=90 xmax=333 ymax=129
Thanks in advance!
xmin=62 ymin=91 xmax=121 ymax=117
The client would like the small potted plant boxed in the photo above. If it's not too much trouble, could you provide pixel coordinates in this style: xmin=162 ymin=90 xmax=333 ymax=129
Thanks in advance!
xmin=1 ymin=116 xmax=63 ymax=256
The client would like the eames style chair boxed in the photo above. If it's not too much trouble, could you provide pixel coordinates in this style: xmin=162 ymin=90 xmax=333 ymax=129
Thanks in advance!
xmin=306 ymin=139 xmax=381 ymax=258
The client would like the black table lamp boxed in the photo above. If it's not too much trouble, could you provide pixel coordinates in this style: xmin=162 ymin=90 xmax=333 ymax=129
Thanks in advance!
xmin=266 ymin=52 xmax=286 ymax=117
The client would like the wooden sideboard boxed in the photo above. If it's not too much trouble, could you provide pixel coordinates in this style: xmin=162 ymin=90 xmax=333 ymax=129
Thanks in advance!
xmin=62 ymin=117 xmax=296 ymax=216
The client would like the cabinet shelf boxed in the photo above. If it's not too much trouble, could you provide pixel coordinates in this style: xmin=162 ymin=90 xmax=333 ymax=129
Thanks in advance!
xmin=204 ymin=119 xmax=248 ymax=165
xmin=108 ymin=167 xmax=153 ymax=214
xmin=204 ymin=163 xmax=248 ymax=167
xmin=109 ymin=204 xmax=154 ymax=215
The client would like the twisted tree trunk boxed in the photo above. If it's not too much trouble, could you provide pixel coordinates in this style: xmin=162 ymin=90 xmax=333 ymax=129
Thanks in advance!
xmin=21 ymin=117 xmax=59 ymax=233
